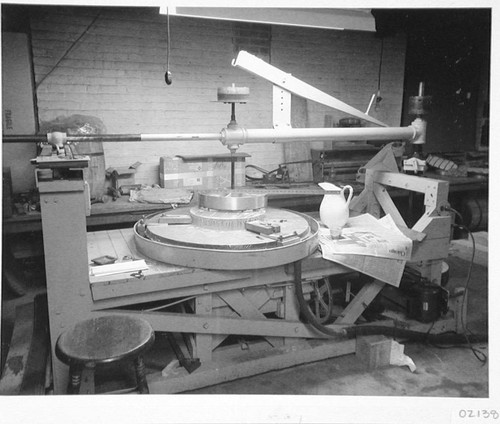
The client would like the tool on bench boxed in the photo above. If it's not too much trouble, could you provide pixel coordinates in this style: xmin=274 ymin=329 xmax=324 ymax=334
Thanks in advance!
xmin=165 ymin=332 xmax=201 ymax=374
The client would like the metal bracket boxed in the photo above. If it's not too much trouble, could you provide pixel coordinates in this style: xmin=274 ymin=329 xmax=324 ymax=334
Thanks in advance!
xmin=273 ymin=85 xmax=292 ymax=129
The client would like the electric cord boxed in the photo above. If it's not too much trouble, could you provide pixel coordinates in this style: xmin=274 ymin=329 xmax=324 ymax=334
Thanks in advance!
xmin=445 ymin=205 xmax=487 ymax=364
xmin=293 ymin=261 xmax=346 ymax=338
xmin=293 ymin=260 xmax=487 ymax=344
xmin=36 ymin=10 xmax=102 ymax=89
xmin=294 ymin=235 xmax=488 ymax=356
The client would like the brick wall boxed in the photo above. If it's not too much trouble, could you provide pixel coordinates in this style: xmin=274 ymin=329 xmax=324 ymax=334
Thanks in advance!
xmin=30 ymin=6 xmax=406 ymax=185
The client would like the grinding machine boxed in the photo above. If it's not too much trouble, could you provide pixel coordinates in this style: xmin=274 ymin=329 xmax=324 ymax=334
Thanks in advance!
xmin=8 ymin=51 xmax=469 ymax=394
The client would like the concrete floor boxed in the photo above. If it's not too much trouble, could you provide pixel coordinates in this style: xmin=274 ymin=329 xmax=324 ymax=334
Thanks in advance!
xmin=1 ymin=250 xmax=489 ymax=398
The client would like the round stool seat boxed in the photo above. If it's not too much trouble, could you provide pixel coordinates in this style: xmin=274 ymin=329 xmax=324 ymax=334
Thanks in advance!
xmin=56 ymin=315 xmax=155 ymax=366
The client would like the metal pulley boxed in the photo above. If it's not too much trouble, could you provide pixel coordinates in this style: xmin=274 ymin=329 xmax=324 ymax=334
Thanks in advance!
xmin=217 ymin=84 xmax=250 ymax=103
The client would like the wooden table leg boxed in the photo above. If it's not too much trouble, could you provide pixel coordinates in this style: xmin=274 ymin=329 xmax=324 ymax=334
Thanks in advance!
xmin=194 ymin=294 xmax=213 ymax=362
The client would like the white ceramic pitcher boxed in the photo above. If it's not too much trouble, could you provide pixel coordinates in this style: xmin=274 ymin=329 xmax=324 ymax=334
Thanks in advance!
xmin=318 ymin=182 xmax=353 ymax=238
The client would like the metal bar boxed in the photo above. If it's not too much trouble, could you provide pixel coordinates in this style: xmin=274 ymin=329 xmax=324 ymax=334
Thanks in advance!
xmin=2 ymin=133 xmax=221 ymax=144
xmin=2 ymin=135 xmax=47 ymax=143
xmin=140 ymin=133 xmax=221 ymax=142
xmin=4 ymin=125 xmax=416 ymax=146
xmin=238 ymin=127 xmax=416 ymax=143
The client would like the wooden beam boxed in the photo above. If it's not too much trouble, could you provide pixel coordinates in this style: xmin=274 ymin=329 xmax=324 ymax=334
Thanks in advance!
xmin=334 ymin=279 xmax=385 ymax=324
xmin=217 ymin=290 xmax=282 ymax=347
xmin=97 ymin=309 xmax=346 ymax=339
xmin=372 ymin=183 xmax=406 ymax=227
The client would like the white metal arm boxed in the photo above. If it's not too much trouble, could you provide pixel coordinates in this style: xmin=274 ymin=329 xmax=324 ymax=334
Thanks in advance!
xmin=232 ymin=50 xmax=387 ymax=127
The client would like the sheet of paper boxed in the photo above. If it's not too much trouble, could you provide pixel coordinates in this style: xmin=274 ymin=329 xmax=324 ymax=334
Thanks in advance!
xmin=319 ymin=213 xmax=412 ymax=286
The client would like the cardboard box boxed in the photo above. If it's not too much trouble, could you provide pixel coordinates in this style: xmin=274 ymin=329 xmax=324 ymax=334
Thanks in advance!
xmin=160 ymin=153 xmax=248 ymax=190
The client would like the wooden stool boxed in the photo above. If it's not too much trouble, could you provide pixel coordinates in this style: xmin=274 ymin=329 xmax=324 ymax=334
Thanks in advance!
xmin=55 ymin=315 xmax=155 ymax=394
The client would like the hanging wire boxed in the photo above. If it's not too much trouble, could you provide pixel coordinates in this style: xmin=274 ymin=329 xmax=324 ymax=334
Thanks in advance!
xmin=375 ymin=37 xmax=384 ymax=109
xmin=164 ymin=7 xmax=172 ymax=85
xmin=36 ymin=10 xmax=102 ymax=89
xmin=143 ymin=295 xmax=196 ymax=312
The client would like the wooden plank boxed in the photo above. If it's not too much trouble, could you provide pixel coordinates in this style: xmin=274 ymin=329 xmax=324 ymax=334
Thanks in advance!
xmin=373 ymin=183 xmax=406 ymax=227
xmin=149 ymin=338 xmax=356 ymax=394
xmin=108 ymin=229 xmax=137 ymax=261
xmin=411 ymin=238 xmax=450 ymax=263
xmin=413 ymin=215 xmax=452 ymax=238
xmin=373 ymin=171 xmax=445 ymax=194
xmin=90 ymin=268 xmax=251 ymax=301
xmin=424 ymin=179 xmax=449 ymax=215
xmin=99 ymin=309 xmax=340 ymax=339
xmin=334 ymin=279 xmax=385 ymax=325
xmin=0 ymin=303 xmax=33 ymax=395
xmin=87 ymin=230 xmax=117 ymax=263
xmin=90 ymin=260 xmax=148 ymax=277
xmin=217 ymin=290 xmax=267 ymax=319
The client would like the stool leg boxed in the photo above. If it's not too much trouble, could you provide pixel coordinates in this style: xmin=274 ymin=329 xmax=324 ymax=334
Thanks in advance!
xmin=68 ymin=366 xmax=81 ymax=395
xmin=80 ymin=364 xmax=96 ymax=395
xmin=134 ymin=356 xmax=149 ymax=394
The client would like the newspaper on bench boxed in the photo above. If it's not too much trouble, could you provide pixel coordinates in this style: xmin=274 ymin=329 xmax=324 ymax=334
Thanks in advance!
xmin=319 ymin=213 xmax=413 ymax=287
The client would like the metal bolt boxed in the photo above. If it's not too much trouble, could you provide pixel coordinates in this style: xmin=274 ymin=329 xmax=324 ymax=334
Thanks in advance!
xmin=294 ymin=327 xmax=299 ymax=333
xmin=203 ymin=323 xmax=209 ymax=329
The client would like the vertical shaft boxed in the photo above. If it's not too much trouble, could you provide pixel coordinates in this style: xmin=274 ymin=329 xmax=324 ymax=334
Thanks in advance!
xmin=230 ymin=151 xmax=235 ymax=189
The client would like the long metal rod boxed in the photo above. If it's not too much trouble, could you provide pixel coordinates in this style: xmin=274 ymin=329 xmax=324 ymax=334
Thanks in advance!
xmin=2 ymin=133 xmax=221 ymax=143
xmin=3 ymin=125 xmax=416 ymax=145
xmin=226 ymin=126 xmax=416 ymax=144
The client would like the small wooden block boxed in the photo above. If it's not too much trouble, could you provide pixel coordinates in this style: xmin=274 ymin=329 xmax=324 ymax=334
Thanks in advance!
xmin=356 ymin=335 xmax=392 ymax=370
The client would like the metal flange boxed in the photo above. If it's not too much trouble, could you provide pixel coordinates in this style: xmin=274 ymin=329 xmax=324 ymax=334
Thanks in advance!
xmin=198 ymin=190 xmax=267 ymax=211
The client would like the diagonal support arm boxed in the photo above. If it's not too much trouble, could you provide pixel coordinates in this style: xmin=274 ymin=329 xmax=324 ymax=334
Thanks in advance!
xmin=232 ymin=50 xmax=388 ymax=127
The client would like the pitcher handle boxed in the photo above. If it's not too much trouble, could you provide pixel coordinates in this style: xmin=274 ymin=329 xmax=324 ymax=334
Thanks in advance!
xmin=342 ymin=185 xmax=353 ymax=206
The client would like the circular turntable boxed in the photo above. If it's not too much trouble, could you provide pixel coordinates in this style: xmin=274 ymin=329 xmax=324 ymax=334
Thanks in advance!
xmin=134 ymin=190 xmax=319 ymax=270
